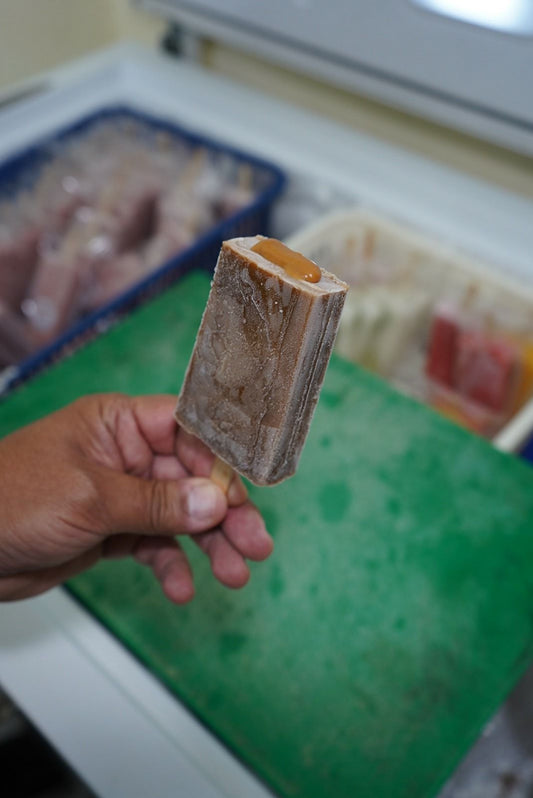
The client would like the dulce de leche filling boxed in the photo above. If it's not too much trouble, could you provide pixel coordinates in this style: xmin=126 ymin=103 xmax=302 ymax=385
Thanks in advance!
xmin=251 ymin=238 xmax=321 ymax=283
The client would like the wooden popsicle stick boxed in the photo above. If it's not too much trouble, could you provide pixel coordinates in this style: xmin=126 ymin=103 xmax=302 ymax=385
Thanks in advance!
xmin=210 ymin=456 xmax=235 ymax=494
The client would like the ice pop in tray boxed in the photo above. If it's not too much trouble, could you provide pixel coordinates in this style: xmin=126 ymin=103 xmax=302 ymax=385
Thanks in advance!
xmin=287 ymin=208 xmax=533 ymax=457
xmin=0 ymin=105 xmax=286 ymax=395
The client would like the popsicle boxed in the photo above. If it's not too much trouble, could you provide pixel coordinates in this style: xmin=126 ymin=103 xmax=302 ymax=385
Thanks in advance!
xmin=0 ymin=299 xmax=33 ymax=366
xmin=175 ymin=236 xmax=348 ymax=486
xmin=425 ymin=304 xmax=460 ymax=388
xmin=0 ymin=221 xmax=39 ymax=310
xmin=455 ymin=329 xmax=519 ymax=413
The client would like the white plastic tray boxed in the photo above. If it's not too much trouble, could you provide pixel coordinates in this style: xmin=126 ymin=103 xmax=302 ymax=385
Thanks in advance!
xmin=288 ymin=207 xmax=533 ymax=454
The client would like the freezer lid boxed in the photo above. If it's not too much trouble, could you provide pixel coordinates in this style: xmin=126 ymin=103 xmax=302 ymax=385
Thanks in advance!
xmin=135 ymin=0 xmax=533 ymax=158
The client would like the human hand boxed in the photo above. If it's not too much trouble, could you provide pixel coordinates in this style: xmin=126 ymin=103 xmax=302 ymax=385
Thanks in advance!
xmin=0 ymin=393 xmax=273 ymax=602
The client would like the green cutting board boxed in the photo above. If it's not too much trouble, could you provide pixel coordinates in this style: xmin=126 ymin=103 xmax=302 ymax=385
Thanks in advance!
xmin=2 ymin=272 xmax=533 ymax=798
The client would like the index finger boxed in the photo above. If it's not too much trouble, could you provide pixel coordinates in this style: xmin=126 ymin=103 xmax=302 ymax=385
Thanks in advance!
xmin=131 ymin=395 xmax=248 ymax=505
xmin=129 ymin=394 xmax=179 ymax=455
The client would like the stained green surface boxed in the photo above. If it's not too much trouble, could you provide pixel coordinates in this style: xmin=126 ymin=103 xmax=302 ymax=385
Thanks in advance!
xmin=2 ymin=272 xmax=533 ymax=798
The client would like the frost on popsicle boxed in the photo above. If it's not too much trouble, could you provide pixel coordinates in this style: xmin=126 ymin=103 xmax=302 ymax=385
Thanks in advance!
xmin=175 ymin=236 xmax=348 ymax=486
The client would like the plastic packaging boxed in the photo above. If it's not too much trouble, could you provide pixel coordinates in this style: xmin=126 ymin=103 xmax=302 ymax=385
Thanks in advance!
xmin=287 ymin=207 xmax=533 ymax=442
xmin=0 ymin=107 xmax=286 ymax=388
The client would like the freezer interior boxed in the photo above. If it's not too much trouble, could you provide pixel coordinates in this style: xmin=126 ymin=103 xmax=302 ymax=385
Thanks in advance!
xmin=2 ymin=86 xmax=533 ymax=451
xmin=288 ymin=208 xmax=533 ymax=443
xmin=1 ymin=41 xmax=533 ymax=798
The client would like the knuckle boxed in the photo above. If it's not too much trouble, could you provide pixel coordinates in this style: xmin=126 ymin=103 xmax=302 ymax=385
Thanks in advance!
xmin=68 ymin=469 xmax=106 ymax=532
xmin=147 ymin=480 xmax=169 ymax=533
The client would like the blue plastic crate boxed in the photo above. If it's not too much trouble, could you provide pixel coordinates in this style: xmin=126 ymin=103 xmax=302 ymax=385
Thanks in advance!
xmin=0 ymin=105 xmax=286 ymax=395
xmin=520 ymin=434 xmax=533 ymax=464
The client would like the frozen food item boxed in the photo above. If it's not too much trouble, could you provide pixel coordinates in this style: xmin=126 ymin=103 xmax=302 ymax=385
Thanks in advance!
xmin=69 ymin=167 xmax=158 ymax=258
xmin=97 ymin=175 xmax=158 ymax=253
xmin=287 ymin=207 xmax=533 ymax=440
xmin=215 ymin=163 xmax=255 ymax=218
xmin=0 ymin=219 xmax=39 ymax=310
xmin=0 ymin=299 xmax=33 ymax=366
xmin=425 ymin=304 xmax=460 ymax=388
xmin=0 ymin=113 xmax=281 ymax=375
xmin=455 ymin=330 xmax=520 ymax=414
xmin=427 ymin=382 xmax=503 ymax=437
xmin=31 ymin=169 xmax=87 ymax=233
xmin=143 ymin=230 xmax=191 ymax=270
xmin=83 ymin=252 xmax=147 ymax=311
xmin=335 ymin=287 xmax=430 ymax=376
xmin=22 ymin=240 xmax=83 ymax=346
xmin=175 ymin=236 xmax=348 ymax=486
xmin=336 ymin=292 xmax=385 ymax=365
xmin=371 ymin=290 xmax=430 ymax=375
xmin=216 ymin=184 xmax=254 ymax=219
xmin=425 ymin=302 xmax=521 ymax=419
xmin=156 ymin=149 xmax=216 ymax=243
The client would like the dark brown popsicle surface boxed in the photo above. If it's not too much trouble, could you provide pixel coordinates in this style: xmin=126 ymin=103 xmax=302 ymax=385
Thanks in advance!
xmin=175 ymin=236 xmax=348 ymax=485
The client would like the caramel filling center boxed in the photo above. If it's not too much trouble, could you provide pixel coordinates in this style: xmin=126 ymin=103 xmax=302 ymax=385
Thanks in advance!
xmin=252 ymin=238 xmax=321 ymax=283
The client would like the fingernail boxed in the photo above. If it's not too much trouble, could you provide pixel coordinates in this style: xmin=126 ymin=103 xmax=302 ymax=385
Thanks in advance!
xmin=187 ymin=480 xmax=223 ymax=522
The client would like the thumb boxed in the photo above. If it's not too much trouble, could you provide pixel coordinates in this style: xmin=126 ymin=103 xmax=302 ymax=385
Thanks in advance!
xmin=98 ymin=471 xmax=228 ymax=536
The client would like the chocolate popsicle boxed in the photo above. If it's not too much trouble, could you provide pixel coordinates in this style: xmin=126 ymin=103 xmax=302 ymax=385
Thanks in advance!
xmin=175 ymin=236 xmax=348 ymax=486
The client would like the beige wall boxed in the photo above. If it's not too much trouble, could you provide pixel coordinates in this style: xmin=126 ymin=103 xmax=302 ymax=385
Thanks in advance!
xmin=0 ymin=1 xmax=164 ymax=90
xmin=0 ymin=0 xmax=118 ymax=89
xmin=109 ymin=0 xmax=165 ymax=46
xmin=0 ymin=0 xmax=531 ymax=198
